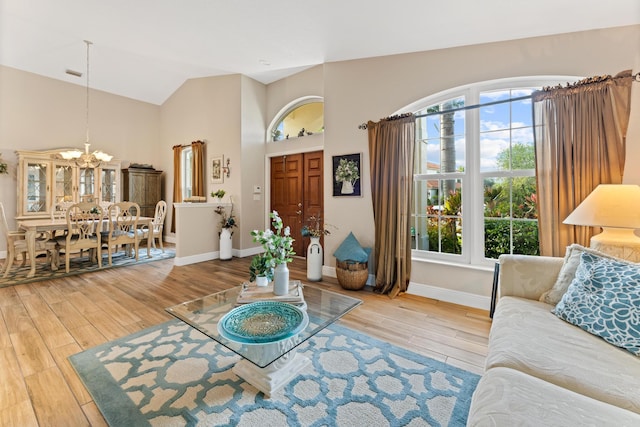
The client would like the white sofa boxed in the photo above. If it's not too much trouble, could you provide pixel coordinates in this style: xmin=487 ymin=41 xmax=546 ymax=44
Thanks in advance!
xmin=467 ymin=250 xmax=640 ymax=426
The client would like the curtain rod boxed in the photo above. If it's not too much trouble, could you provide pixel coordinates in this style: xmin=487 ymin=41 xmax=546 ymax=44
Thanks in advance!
xmin=358 ymin=94 xmax=531 ymax=130
xmin=172 ymin=140 xmax=206 ymax=149
xmin=358 ymin=71 xmax=640 ymax=130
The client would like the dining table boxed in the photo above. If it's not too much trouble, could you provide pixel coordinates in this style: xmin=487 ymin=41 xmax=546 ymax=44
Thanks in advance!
xmin=18 ymin=216 xmax=154 ymax=278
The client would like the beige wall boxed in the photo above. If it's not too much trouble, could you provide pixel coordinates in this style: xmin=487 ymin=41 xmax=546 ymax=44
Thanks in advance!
xmin=622 ymin=28 xmax=640 ymax=184
xmin=160 ymin=74 xmax=243 ymax=246
xmin=239 ymin=75 xmax=268 ymax=251
xmin=0 ymin=64 xmax=160 ymax=229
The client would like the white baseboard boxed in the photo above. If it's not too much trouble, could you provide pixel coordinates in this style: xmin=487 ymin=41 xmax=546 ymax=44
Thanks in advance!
xmin=407 ymin=281 xmax=490 ymax=311
xmin=174 ymin=252 xmax=217 ymax=266
xmin=326 ymin=265 xmax=489 ymax=310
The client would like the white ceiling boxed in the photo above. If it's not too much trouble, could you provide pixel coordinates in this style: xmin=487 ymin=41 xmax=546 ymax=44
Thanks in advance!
xmin=2 ymin=0 xmax=639 ymax=105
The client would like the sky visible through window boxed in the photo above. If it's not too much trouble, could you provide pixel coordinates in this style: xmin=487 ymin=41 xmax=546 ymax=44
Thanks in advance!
xmin=420 ymin=89 xmax=535 ymax=172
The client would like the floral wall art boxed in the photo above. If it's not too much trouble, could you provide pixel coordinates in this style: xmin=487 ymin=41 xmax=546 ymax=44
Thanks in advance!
xmin=211 ymin=156 xmax=224 ymax=184
xmin=332 ymin=153 xmax=361 ymax=197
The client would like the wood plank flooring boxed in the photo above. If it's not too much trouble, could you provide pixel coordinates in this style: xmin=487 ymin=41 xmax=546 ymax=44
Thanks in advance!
xmin=0 ymin=251 xmax=492 ymax=426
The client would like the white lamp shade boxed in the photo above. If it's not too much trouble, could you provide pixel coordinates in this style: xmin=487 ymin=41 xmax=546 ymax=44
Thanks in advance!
xmin=563 ymin=184 xmax=640 ymax=229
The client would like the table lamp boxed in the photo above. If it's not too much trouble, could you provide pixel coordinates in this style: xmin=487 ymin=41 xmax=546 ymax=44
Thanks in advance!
xmin=563 ymin=184 xmax=640 ymax=260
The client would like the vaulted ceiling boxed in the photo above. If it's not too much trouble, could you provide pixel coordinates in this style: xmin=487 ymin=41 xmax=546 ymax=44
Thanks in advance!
xmin=2 ymin=0 xmax=638 ymax=105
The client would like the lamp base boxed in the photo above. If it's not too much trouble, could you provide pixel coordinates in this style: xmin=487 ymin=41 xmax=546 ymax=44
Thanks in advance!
xmin=590 ymin=228 xmax=640 ymax=262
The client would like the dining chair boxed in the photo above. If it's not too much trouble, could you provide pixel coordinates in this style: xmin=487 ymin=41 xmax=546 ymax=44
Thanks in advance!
xmin=51 ymin=201 xmax=74 ymax=238
xmin=141 ymin=200 xmax=167 ymax=252
xmin=102 ymin=202 xmax=142 ymax=266
xmin=1 ymin=203 xmax=58 ymax=277
xmin=55 ymin=202 xmax=103 ymax=273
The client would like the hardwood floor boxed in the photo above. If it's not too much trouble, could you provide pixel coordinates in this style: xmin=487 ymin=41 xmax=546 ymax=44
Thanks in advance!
xmin=0 ymin=251 xmax=491 ymax=426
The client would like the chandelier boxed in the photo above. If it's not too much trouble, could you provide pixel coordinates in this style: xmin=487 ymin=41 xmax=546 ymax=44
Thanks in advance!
xmin=59 ymin=40 xmax=112 ymax=168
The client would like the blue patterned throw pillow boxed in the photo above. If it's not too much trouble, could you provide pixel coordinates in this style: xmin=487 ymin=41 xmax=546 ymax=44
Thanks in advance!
xmin=553 ymin=252 xmax=640 ymax=356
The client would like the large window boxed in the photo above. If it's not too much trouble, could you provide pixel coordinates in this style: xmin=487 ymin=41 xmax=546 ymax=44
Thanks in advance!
xmin=181 ymin=147 xmax=193 ymax=199
xmin=412 ymin=78 xmax=566 ymax=265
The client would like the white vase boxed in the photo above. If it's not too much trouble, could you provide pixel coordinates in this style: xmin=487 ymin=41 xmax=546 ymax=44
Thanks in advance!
xmin=273 ymin=263 xmax=290 ymax=296
xmin=219 ymin=228 xmax=232 ymax=260
xmin=341 ymin=181 xmax=354 ymax=194
xmin=255 ymin=275 xmax=269 ymax=287
xmin=307 ymin=237 xmax=323 ymax=281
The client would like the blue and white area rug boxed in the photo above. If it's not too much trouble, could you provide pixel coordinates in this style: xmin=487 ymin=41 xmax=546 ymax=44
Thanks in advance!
xmin=69 ymin=320 xmax=480 ymax=426
xmin=0 ymin=247 xmax=175 ymax=288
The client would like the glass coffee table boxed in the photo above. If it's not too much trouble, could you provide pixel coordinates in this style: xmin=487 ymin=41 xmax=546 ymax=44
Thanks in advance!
xmin=166 ymin=282 xmax=362 ymax=396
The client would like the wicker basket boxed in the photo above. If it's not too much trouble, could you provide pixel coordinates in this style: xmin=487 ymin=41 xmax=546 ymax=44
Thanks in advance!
xmin=336 ymin=259 xmax=368 ymax=290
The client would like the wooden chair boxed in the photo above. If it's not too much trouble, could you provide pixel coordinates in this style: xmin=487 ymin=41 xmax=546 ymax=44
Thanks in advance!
xmin=102 ymin=202 xmax=142 ymax=266
xmin=1 ymin=203 xmax=58 ymax=277
xmin=141 ymin=200 xmax=167 ymax=252
xmin=55 ymin=202 xmax=103 ymax=273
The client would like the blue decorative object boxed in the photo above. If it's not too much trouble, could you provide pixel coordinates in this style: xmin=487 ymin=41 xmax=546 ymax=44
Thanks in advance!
xmin=553 ymin=252 xmax=640 ymax=356
xmin=218 ymin=301 xmax=308 ymax=344
xmin=333 ymin=232 xmax=369 ymax=263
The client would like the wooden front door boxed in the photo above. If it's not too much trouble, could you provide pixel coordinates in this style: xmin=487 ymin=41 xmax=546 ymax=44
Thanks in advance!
xmin=270 ymin=151 xmax=323 ymax=257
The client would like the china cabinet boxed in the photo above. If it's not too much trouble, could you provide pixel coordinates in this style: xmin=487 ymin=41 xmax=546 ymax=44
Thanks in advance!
xmin=16 ymin=149 xmax=121 ymax=219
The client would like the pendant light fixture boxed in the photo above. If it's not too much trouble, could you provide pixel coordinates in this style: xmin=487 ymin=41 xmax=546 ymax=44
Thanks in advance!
xmin=59 ymin=40 xmax=112 ymax=168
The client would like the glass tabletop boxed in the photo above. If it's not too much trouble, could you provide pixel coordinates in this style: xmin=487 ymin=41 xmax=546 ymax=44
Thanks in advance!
xmin=165 ymin=282 xmax=362 ymax=368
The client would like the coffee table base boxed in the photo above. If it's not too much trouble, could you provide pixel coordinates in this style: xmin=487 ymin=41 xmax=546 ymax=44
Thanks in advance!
xmin=232 ymin=351 xmax=311 ymax=397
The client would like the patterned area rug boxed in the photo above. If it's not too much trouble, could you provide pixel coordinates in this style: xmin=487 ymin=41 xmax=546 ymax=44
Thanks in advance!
xmin=69 ymin=319 xmax=480 ymax=426
xmin=0 ymin=248 xmax=175 ymax=288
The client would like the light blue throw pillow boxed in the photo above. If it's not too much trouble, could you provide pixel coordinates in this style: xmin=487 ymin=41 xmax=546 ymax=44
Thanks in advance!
xmin=553 ymin=252 xmax=640 ymax=356
xmin=333 ymin=232 xmax=369 ymax=263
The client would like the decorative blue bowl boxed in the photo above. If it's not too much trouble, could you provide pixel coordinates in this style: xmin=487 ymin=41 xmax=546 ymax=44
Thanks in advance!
xmin=218 ymin=301 xmax=308 ymax=344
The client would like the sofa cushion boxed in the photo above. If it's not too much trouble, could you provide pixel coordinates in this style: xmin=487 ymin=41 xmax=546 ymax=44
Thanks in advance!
xmin=540 ymin=244 xmax=626 ymax=305
xmin=553 ymin=251 xmax=640 ymax=356
xmin=468 ymin=367 xmax=640 ymax=427
xmin=487 ymin=296 xmax=640 ymax=414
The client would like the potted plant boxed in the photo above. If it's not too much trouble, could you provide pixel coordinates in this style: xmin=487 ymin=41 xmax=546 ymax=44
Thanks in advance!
xmin=0 ymin=156 xmax=7 ymax=175
xmin=250 ymin=210 xmax=295 ymax=295
xmin=249 ymin=253 xmax=272 ymax=286
xmin=215 ymin=204 xmax=236 ymax=260
xmin=301 ymin=213 xmax=332 ymax=238
xmin=211 ymin=189 xmax=226 ymax=202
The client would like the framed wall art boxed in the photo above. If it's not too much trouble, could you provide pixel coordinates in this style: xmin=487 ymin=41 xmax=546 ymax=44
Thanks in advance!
xmin=332 ymin=153 xmax=361 ymax=197
xmin=211 ymin=156 xmax=224 ymax=184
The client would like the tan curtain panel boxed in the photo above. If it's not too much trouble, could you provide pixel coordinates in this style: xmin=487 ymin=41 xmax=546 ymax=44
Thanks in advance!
xmin=533 ymin=71 xmax=634 ymax=256
xmin=191 ymin=140 xmax=206 ymax=197
xmin=171 ymin=144 xmax=183 ymax=233
xmin=367 ymin=114 xmax=415 ymax=297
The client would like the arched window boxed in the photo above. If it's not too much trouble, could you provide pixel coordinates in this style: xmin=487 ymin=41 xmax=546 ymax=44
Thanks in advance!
xmin=268 ymin=96 xmax=324 ymax=142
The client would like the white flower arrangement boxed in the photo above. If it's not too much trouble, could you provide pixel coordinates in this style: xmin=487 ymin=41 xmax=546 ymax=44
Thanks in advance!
xmin=250 ymin=210 xmax=295 ymax=267
xmin=335 ymin=158 xmax=359 ymax=184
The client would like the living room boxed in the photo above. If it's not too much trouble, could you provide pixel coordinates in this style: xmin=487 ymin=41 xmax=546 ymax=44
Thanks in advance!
xmin=2 ymin=10 xmax=639 ymax=310
xmin=1 ymin=2 xmax=640 ymax=425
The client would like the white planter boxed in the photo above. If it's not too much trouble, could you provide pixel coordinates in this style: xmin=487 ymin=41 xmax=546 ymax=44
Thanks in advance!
xmin=256 ymin=275 xmax=269 ymax=287
xmin=273 ymin=263 xmax=290 ymax=296
xmin=307 ymin=237 xmax=323 ymax=281
xmin=219 ymin=228 xmax=232 ymax=260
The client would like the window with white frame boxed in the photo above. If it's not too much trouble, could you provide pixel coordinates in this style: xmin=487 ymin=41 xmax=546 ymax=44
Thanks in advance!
xmin=181 ymin=146 xmax=193 ymax=199
xmin=412 ymin=77 xmax=571 ymax=266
